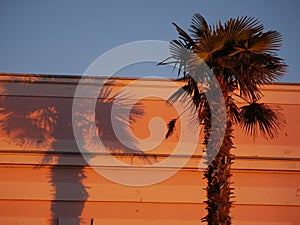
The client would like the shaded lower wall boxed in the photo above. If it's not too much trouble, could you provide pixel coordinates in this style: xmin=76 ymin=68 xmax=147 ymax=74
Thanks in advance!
xmin=0 ymin=74 xmax=299 ymax=225
xmin=1 ymin=166 xmax=300 ymax=225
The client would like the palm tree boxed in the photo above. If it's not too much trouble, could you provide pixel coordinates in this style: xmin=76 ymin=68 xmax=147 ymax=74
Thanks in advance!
xmin=161 ymin=14 xmax=287 ymax=224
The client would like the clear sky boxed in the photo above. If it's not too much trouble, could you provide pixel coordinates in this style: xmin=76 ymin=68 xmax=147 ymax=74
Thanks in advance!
xmin=0 ymin=0 xmax=299 ymax=82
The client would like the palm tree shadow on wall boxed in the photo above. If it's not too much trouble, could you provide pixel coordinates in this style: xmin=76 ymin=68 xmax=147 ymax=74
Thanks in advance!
xmin=95 ymin=82 xmax=149 ymax=156
xmin=0 ymin=76 xmax=58 ymax=150
xmin=0 ymin=75 xmax=148 ymax=225
xmin=49 ymin=79 xmax=149 ymax=225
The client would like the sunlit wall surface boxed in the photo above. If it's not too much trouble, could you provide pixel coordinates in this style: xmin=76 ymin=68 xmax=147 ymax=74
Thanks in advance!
xmin=0 ymin=74 xmax=299 ymax=225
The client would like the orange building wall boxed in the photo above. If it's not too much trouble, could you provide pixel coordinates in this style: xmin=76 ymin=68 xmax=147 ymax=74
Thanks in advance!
xmin=0 ymin=74 xmax=299 ymax=225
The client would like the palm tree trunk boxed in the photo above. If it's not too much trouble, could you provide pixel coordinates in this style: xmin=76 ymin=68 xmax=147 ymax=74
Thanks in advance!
xmin=202 ymin=118 xmax=235 ymax=225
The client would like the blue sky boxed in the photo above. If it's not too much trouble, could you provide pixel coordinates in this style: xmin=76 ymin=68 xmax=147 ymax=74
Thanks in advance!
xmin=0 ymin=0 xmax=299 ymax=82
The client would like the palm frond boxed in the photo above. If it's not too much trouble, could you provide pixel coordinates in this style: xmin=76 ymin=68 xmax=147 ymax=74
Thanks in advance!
xmin=230 ymin=30 xmax=283 ymax=57
xmin=169 ymin=40 xmax=192 ymax=77
xmin=248 ymin=53 xmax=287 ymax=83
xmin=193 ymin=30 xmax=224 ymax=62
xmin=165 ymin=118 xmax=178 ymax=139
xmin=223 ymin=16 xmax=264 ymax=41
xmin=235 ymin=73 xmax=263 ymax=101
xmin=172 ymin=22 xmax=194 ymax=48
xmin=188 ymin=13 xmax=209 ymax=39
xmin=158 ymin=40 xmax=191 ymax=77
xmin=225 ymin=52 xmax=286 ymax=101
xmin=227 ymin=96 xmax=240 ymax=123
xmin=188 ymin=52 xmax=213 ymax=84
xmin=167 ymin=86 xmax=186 ymax=102
xmin=239 ymin=102 xmax=285 ymax=139
xmin=247 ymin=30 xmax=282 ymax=53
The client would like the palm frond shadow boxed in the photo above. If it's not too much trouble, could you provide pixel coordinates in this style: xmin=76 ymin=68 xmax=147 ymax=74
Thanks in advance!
xmin=94 ymin=82 xmax=157 ymax=164
xmin=0 ymin=76 xmax=59 ymax=150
